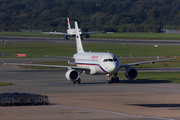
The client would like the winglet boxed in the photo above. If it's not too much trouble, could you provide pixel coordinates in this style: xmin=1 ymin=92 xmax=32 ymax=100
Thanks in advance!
xmin=75 ymin=21 xmax=84 ymax=53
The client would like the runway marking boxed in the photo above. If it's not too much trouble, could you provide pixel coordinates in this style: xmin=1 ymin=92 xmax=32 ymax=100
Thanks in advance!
xmin=54 ymin=105 xmax=174 ymax=120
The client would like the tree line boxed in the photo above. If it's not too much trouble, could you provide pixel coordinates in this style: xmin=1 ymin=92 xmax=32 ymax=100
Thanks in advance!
xmin=0 ymin=0 xmax=180 ymax=33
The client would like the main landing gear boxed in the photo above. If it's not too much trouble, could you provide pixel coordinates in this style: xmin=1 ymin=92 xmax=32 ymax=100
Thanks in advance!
xmin=107 ymin=73 xmax=119 ymax=84
xmin=63 ymin=35 xmax=69 ymax=40
xmin=73 ymin=78 xmax=81 ymax=84
xmin=73 ymin=71 xmax=83 ymax=84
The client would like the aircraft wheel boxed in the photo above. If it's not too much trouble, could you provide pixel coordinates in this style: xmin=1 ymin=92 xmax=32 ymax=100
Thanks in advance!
xmin=107 ymin=80 xmax=112 ymax=84
xmin=73 ymin=81 xmax=76 ymax=84
xmin=116 ymin=77 xmax=119 ymax=83
xmin=111 ymin=77 xmax=115 ymax=83
xmin=77 ymin=78 xmax=81 ymax=84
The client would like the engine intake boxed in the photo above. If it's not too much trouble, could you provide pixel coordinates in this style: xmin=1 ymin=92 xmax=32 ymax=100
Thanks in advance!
xmin=125 ymin=67 xmax=138 ymax=80
xmin=65 ymin=69 xmax=79 ymax=81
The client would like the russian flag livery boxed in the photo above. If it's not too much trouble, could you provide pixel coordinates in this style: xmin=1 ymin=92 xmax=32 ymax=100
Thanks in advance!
xmin=77 ymin=35 xmax=79 ymax=38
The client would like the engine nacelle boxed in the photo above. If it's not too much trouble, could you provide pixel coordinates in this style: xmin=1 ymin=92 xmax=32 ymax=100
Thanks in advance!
xmin=65 ymin=69 xmax=79 ymax=81
xmin=85 ymin=34 xmax=89 ymax=38
xmin=125 ymin=67 xmax=138 ymax=80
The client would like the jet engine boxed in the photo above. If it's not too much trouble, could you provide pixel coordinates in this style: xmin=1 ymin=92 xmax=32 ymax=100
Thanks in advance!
xmin=85 ymin=34 xmax=89 ymax=38
xmin=65 ymin=69 xmax=79 ymax=81
xmin=125 ymin=67 xmax=138 ymax=80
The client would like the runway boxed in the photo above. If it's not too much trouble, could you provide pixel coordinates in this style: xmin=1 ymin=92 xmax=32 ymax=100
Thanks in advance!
xmin=1 ymin=36 xmax=180 ymax=45
xmin=1 ymin=37 xmax=180 ymax=120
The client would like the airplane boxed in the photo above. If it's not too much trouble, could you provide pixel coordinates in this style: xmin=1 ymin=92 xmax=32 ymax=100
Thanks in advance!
xmin=42 ymin=18 xmax=103 ymax=40
xmin=4 ymin=21 xmax=176 ymax=84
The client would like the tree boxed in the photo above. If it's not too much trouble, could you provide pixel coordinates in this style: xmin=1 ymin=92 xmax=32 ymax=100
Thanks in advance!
xmin=0 ymin=0 xmax=180 ymax=32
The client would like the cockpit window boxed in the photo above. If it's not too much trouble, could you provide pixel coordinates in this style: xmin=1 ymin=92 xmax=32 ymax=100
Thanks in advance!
xmin=103 ymin=59 xmax=108 ymax=62
xmin=103 ymin=58 xmax=118 ymax=62
xmin=109 ymin=59 xmax=113 ymax=61
xmin=114 ymin=58 xmax=118 ymax=61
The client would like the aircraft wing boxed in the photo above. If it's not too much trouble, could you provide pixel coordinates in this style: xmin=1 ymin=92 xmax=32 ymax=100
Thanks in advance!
xmin=43 ymin=32 xmax=75 ymax=36
xmin=85 ymin=31 xmax=104 ymax=34
xmin=4 ymin=62 xmax=90 ymax=71
xmin=42 ymin=32 xmax=67 ymax=35
xmin=45 ymin=55 xmax=74 ymax=59
xmin=43 ymin=31 xmax=104 ymax=35
xmin=120 ymin=57 xmax=176 ymax=68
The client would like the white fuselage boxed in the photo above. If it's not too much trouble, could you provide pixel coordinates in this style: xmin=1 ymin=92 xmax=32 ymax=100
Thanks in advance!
xmin=67 ymin=28 xmax=82 ymax=35
xmin=73 ymin=52 xmax=120 ymax=75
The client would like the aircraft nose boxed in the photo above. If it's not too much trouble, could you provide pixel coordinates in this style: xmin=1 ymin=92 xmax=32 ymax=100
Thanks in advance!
xmin=107 ymin=63 xmax=117 ymax=73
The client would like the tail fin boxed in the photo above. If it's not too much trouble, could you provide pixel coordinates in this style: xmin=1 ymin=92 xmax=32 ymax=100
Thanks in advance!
xmin=67 ymin=18 xmax=71 ymax=29
xmin=75 ymin=21 xmax=84 ymax=53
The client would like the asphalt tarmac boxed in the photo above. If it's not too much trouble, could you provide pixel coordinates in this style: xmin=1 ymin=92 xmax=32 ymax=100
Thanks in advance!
xmin=1 ymin=36 xmax=180 ymax=45
xmin=1 ymin=64 xmax=180 ymax=120
xmin=1 ymin=37 xmax=180 ymax=120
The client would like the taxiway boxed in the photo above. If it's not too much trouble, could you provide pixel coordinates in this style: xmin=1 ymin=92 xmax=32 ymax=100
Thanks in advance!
xmin=1 ymin=36 xmax=180 ymax=45
xmin=1 ymin=60 xmax=180 ymax=120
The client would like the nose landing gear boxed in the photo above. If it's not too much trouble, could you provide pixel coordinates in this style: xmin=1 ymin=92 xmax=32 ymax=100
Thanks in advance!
xmin=106 ymin=72 xmax=119 ymax=84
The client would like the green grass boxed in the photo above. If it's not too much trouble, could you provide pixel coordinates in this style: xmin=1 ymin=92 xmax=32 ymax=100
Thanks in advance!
xmin=0 ymin=82 xmax=14 ymax=86
xmin=0 ymin=44 xmax=76 ymax=58
xmin=118 ymin=72 xmax=180 ymax=83
xmin=1 ymin=43 xmax=179 ymax=68
xmin=83 ymin=44 xmax=179 ymax=57
xmin=92 ymin=33 xmax=180 ymax=40
xmin=0 ymin=32 xmax=61 ymax=38
xmin=1 ymin=43 xmax=178 ymax=58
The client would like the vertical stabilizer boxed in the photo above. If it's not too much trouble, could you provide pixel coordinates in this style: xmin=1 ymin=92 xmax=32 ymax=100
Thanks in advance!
xmin=67 ymin=18 xmax=71 ymax=29
xmin=75 ymin=21 xmax=84 ymax=53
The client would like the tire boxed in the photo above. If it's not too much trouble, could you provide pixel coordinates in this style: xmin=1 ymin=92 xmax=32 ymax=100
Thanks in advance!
xmin=116 ymin=77 xmax=119 ymax=83
xmin=111 ymin=77 xmax=115 ymax=83
xmin=77 ymin=78 xmax=81 ymax=84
